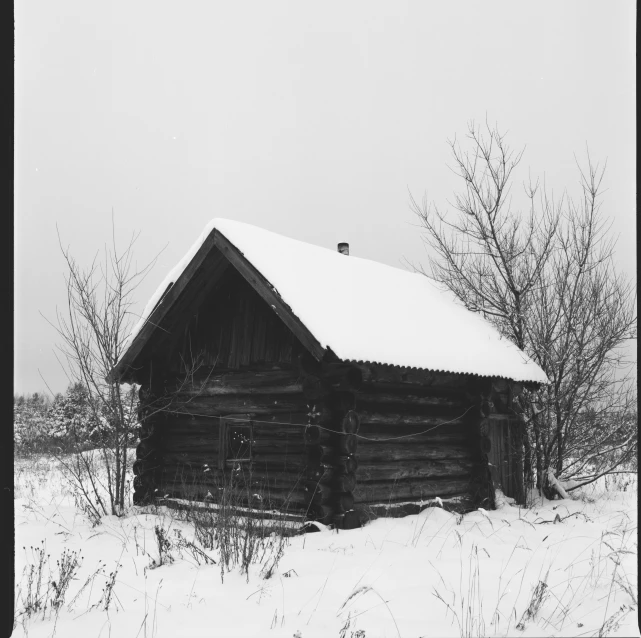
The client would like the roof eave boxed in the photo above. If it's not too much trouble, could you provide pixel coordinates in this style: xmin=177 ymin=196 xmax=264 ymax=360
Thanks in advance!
xmin=342 ymin=359 xmax=548 ymax=386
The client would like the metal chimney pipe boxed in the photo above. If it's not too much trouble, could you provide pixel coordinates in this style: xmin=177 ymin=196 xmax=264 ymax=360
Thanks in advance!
xmin=337 ymin=242 xmax=349 ymax=256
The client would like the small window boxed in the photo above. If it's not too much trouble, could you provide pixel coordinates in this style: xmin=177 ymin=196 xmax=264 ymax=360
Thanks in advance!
xmin=219 ymin=417 xmax=253 ymax=469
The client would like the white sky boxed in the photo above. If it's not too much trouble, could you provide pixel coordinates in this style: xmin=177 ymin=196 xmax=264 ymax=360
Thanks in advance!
xmin=15 ymin=0 xmax=636 ymax=395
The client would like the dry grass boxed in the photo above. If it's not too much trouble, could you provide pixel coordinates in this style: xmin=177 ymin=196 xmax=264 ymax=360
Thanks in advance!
xmin=163 ymin=481 xmax=291 ymax=583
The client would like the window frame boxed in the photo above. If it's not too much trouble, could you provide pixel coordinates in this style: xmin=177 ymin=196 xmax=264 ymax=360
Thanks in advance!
xmin=218 ymin=415 xmax=253 ymax=470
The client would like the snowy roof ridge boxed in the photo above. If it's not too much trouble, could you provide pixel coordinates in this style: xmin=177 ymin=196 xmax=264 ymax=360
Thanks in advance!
xmin=118 ymin=218 xmax=548 ymax=384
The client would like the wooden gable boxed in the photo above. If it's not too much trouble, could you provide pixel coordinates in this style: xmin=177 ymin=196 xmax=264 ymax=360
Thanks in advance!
xmin=109 ymin=230 xmax=326 ymax=384
xmin=165 ymin=267 xmax=308 ymax=374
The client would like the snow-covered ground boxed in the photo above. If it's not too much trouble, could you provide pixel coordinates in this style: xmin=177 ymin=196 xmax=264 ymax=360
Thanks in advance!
xmin=14 ymin=456 xmax=638 ymax=637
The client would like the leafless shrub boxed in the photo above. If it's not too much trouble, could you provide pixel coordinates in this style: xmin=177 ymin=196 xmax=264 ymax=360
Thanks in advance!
xmin=172 ymin=529 xmax=216 ymax=566
xmin=66 ymin=561 xmax=106 ymax=612
xmin=44 ymin=216 xmax=161 ymax=516
xmin=15 ymin=542 xmax=51 ymax=620
xmin=57 ymin=450 xmax=109 ymax=525
xmin=91 ymin=562 xmax=123 ymax=612
xmin=50 ymin=548 xmax=83 ymax=611
xmin=168 ymin=471 xmax=291 ymax=583
xmin=15 ymin=543 xmax=83 ymax=624
xmin=259 ymin=537 xmax=287 ymax=580
xmin=149 ymin=525 xmax=175 ymax=569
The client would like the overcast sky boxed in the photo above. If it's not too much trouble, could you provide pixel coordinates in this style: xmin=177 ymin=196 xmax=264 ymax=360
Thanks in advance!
xmin=15 ymin=1 xmax=636 ymax=396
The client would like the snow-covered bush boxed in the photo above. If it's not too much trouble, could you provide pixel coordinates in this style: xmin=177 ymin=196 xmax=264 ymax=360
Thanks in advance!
xmin=46 ymin=384 xmax=103 ymax=445
xmin=14 ymin=393 xmax=55 ymax=455
xmin=14 ymin=385 xmax=139 ymax=456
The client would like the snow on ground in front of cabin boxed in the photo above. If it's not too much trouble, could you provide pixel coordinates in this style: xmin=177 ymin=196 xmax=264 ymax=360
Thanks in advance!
xmin=14 ymin=458 xmax=638 ymax=638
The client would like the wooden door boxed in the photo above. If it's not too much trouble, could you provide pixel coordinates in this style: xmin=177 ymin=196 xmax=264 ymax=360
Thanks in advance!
xmin=486 ymin=416 xmax=523 ymax=502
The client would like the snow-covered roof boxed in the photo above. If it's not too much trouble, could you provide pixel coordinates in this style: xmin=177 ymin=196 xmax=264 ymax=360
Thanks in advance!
xmin=120 ymin=218 xmax=548 ymax=384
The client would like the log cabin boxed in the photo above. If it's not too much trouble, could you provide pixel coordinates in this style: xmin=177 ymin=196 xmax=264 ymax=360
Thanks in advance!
xmin=108 ymin=219 xmax=547 ymax=529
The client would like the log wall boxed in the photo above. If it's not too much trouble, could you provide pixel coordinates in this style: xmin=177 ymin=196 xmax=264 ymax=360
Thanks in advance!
xmin=350 ymin=367 xmax=493 ymax=520
xmin=133 ymin=383 xmax=164 ymax=505
xmin=133 ymin=359 xmax=503 ymax=522
xmin=150 ymin=367 xmax=323 ymax=515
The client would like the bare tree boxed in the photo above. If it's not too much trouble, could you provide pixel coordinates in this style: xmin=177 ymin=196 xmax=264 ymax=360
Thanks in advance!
xmin=46 ymin=220 xmax=158 ymax=515
xmin=412 ymin=121 xmax=637 ymax=497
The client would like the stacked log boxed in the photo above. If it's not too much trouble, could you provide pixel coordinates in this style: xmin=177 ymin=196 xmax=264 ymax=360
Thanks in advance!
xmin=351 ymin=371 xmax=488 ymax=516
xmin=314 ymin=408 xmax=360 ymax=529
xmin=299 ymin=356 xmax=362 ymax=529
xmin=151 ymin=367 xmax=315 ymax=513
xmin=299 ymin=361 xmax=494 ymax=525
xmin=354 ymin=363 xmax=469 ymax=388
xmin=157 ymin=412 xmax=314 ymax=512
xmin=166 ymin=386 xmax=308 ymax=417
xmin=135 ymin=357 xmax=501 ymax=521
xmin=250 ymin=416 xmax=320 ymax=513
xmin=166 ymin=369 xmax=305 ymax=397
xmin=300 ymin=389 xmax=331 ymax=523
xmin=133 ymin=388 xmax=163 ymax=505
xmin=335 ymin=413 xmax=360 ymax=527
xmin=155 ymin=413 xmax=220 ymax=501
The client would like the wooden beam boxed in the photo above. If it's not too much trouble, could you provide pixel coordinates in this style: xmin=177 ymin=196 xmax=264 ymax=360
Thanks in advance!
xmin=357 ymin=459 xmax=475 ymax=481
xmin=357 ymin=497 xmax=474 ymax=518
xmin=356 ymin=442 xmax=474 ymax=463
xmin=358 ymin=409 xmax=470 ymax=428
xmin=354 ymin=363 xmax=472 ymax=387
xmin=356 ymin=391 xmax=467 ymax=410
xmin=167 ymin=394 xmax=308 ymax=417
xmin=159 ymin=498 xmax=306 ymax=524
xmin=353 ymin=477 xmax=473 ymax=502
